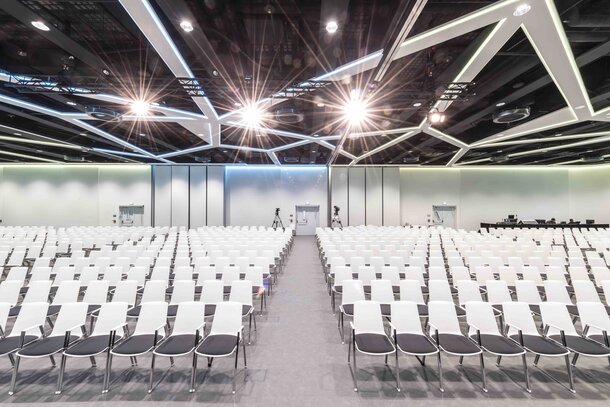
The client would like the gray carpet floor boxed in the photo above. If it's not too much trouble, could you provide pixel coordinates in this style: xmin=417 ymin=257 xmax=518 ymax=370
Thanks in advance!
xmin=2 ymin=235 xmax=610 ymax=406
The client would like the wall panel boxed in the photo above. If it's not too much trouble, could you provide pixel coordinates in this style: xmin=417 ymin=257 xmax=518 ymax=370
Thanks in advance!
xmin=189 ymin=166 xmax=206 ymax=228
xmin=153 ymin=166 xmax=172 ymax=227
xmin=170 ymin=166 xmax=189 ymax=227
xmin=330 ymin=167 xmax=348 ymax=226
xmin=348 ymin=167 xmax=366 ymax=226
xmin=207 ymin=166 xmax=225 ymax=226
xmin=383 ymin=167 xmax=400 ymax=226
xmin=365 ymin=168 xmax=383 ymax=226
xmin=98 ymin=166 xmax=151 ymax=226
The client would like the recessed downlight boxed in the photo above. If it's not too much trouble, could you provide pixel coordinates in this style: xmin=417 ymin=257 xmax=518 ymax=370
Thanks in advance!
xmin=31 ymin=21 xmax=50 ymax=31
xmin=496 ymin=102 xmax=506 ymax=107
xmin=413 ymin=102 xmax=422 ymax=107
xmin=180 ymin=20 xmax=194 ymax=32
xmin=66 ymin=101 xmax=77 ymax=106
xmin=326 ymin=20 xmax=338 ymax=34
xmin=513 ymin=4 xmax=531 ymax=16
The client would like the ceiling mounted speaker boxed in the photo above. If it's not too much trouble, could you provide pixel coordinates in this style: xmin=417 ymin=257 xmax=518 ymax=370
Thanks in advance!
xmin=275 ymin=107 xmax=304 ymax=124
xmin=85 ymin=106 xmax=122 ymax=121
xmin=492 ymin=107 xmax=530 ymax=124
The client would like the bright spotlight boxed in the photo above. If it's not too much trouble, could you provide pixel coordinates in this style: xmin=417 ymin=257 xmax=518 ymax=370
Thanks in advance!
xmin=326 ymin=20 xmax=338 ymax=34
xmin=31 ymin=20 xmax=50 ymax=31
xmin=513 ymin=3 xmax=531 ymax=16
xmin=131 ymin=100 xmax=150 ymax=116
xmin=343 ymin=93 xmax=369 ymax=126
xmin=242 ymin=104 xmax=264 ymax=128
xmin=428 ymin=108 xmax=445 ymax=124
xmin=180 ymin=20 xmax=194 ymax=32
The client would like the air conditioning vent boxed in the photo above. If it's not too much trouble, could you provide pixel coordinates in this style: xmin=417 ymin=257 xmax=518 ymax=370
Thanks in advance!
xmin=283 ymin=156 xmax=299 ymax=163
xmin=492 ymin=107 xmax=530 ymax=124
xmin=582 ymin=156 xmax=603 ymax=163
xmin=275 ymin=107 xmax=304 ymax=124
xmin=85 ymin=106 xmax=122 ymax=121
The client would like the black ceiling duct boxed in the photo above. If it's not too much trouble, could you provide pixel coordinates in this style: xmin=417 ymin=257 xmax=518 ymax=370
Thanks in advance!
xmin=492 ymin=107 xmax=530 ymax=124
xmin=85 ymin=106 xmax=122 ymax=121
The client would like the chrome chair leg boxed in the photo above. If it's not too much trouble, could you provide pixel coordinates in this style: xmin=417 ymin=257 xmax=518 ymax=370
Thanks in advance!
xmin=55 ymin=354 xmax=67 ymax=394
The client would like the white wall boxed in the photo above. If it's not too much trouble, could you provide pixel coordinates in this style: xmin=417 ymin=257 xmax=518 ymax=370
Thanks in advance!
xmin=399 ymin=167 xmax=610 ymax=230
xmin=0 ymin=165 xmax=151 ymax=227
xmin=225 ymin=167 xmax=327 ymax=227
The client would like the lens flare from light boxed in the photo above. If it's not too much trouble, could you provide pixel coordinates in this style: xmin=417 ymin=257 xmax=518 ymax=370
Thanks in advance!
xmin=131 ymin=100 xmax=150 ymax=116
xmin=242 ymin=104 xmax=264 ymax=128
xmin=342 ymin=92 xmax=369 ymax=126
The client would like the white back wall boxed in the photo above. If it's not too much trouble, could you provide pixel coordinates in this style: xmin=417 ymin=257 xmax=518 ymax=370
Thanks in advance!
xmin=0 ymin=164 xmax=609 ymax=229
xmin=225 ymin=167 xmax=328 ymax=227
xmin=0 ymin=165 xmax=151 ymax=227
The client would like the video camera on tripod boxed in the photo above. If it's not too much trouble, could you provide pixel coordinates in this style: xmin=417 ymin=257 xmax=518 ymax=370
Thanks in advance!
xmin=331 ymin=205 xmax=343 ymax=230
xmin=272 ymin=207 xmax=285 ymax=231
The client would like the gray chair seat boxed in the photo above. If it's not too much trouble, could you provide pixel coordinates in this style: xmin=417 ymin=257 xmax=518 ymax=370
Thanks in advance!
xmin=509 ymin=334 xmax=568 ymax=355
xmin=155 ymin=334 xmax=197 ymax=356
xmin=355 ymin=333 xmax=394 ymax=354
xmin=0 ymin=336 xmax=37 ymax=356
xmin=396 ymin=333 xmax=438 ymax=355
xmin=241 ymin=304 xmax=253 ymax=316
xmin=417 ymin=304 xmax=429 ymax=317
xmin=196 ymin=334 xmax=237 ymax=357
xmin=437 ymin=334 xmax=480 ymax=355
xmin=550 ymin=335 xmax=610 ymax=356
xmin=111 ymin=334 xmax=157 ymax=356
xmin=472 ymin=334 xmax=524 ymax=355
xmin=340 ymin=304 xmax=354 ymax=316
xmin=18 ymin=336 xmax=78 ymax=357
xmin=65 ymin=335 xmax=111 ymax=356
xmin=47 ymin=305 xmax=62 ymax=316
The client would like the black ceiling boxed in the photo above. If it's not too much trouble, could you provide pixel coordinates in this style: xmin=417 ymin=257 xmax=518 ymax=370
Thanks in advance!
xmin=0 ymin=0 xmax=608 ymax=166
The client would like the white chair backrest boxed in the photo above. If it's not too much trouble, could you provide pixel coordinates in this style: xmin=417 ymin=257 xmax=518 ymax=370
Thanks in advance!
xmin=578 ymin=301 xmax=610 ymax=338
xmin=502 ymin=301 xmax=540 ymax=336
xmin=51 ymin=280 xmax=80 ymax=305
xmin=353 ymin=301 xmax=385 ymax=335
xmin=23 ymin=280 xmax=52 ymax=303
xmin=200 ymin=280 xmax=224 ymax=304
xmin=5 ymin=266 xmax=27 ymax=281
xmin=486 ymin=280 xmax=512 ymax=305
xmin=428 ymin=301 xmax=462 ymax=335
xmin=92 ymin=302 xmax=128 ymax=337
xmin=170 ymin=280 xmax=195 ymax=304
xmin=399 ymin=280 xmax=425 ymax=304
xmin=79 ymin=266 xmax=101 ymax=286
xmin=196 ymin=266 xmax=217 ymax=283
xmin=543 ymin=280 xmax=572 ymax=304
xmin=370 ymin=279 xmax=394 ymax=303
xmin=404 ymin=266 xmax=425 ymax=286
xmin=381 ymin=266 xmax=401 ymax=285
xmin=126 ymin=266 xmax=147 ymax=286
xmin=141 ymin=280 xmax=167 ymax=303
xmin=390 ymin=301 xmax=424 ymax=334
xmin=428 ymin=279 xmax=453 ymax=302
xmin=539 ymin=302 xmax=578 ymax=336
xmin=341 ymin=279 xmax=365 ymax=305
xmin=229 ymin=279 xmax=253 ymax=306
xmin=357 ymin=266 xmax=376 ymax=285
xmin=133 ymin=301 xmax=168 ymax=336
xmin=50 ymin=302 xmax=89 ymax=337
xmin=221 ymin=266 xmax=241 ymax=285
xmin=0 ymin=280 xmax=22 ymax=306
xmin=572 ymin=279 xmax=601 ymax=303
xmin=112 ymin=280 xmax=138 ymax=306
xmin=9 ymin=302 xmax=49 ymax=338
xmin=209 ymin=301 xmax=242 ymax=336
xmin=82 ymin=280 xmax=110 ymax=305
xmin=515 ymin=280 xmax=542 ymax=304
xmin=172 ymin=301 xmax=206 ymax=335
xmin=457 ymin=280 xmax=483 ymax=305
xmin=244 ymin=266 xmax=264 ymax=287
xmin=465 ymin=302 xmax=500 ymax=336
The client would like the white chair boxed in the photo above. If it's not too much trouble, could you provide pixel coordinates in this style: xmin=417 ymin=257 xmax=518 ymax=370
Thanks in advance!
xmin=151 ymin=301 xmax=206 ymax=393
xmin=199 ymin=280 xmax=224 ymax=318
xmin=193 ymin=301 xmax=246 ymax=394
xmin=348 ymin=301 xmax=395 ymax=392
xmin=11 ymin=302 xmax=89 ymax=395
xmin=339 ymin=280 xmax=365 ymax=343
xmin=0 ymin=302 xmax=48 ymax=367
xmin=229 ymin=280 xmax=256 ymax=344
xmin=58 ymin=302 xmax=129 ymax=394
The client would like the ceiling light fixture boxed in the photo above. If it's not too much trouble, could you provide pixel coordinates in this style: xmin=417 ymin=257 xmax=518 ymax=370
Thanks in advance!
xmin=326 ymin=20 xmax=338 ymax=34
xmin=496 ymin=102 xmax=506 ymax=107
xmin=242 ymin=104 xmax=264 ymax=128
xmin=513 ymin=3 xmax=531 ymax=16
xmin=575 ymin=105 xmax=585 ymax=110
xmin=428 ymin=108 xmax=445 ymax=124
xmin=31 ymin=20 xmax=50 ymax=31
xmin=180 ymin=20 xmax=194 ymax=32
xmin=102 ymin=69 xmax=111 ymax=76
xmin=130 ymin=100 xmax=150 ymax=116
xmin=14 ymin=133 xmax=21 ymax=136
xmin=342 ymin=91 xmax=369 ymax=126
xmin=316 ymin=102 xmax=325 ymax=107
xmin=66 ymin=101 xmax=77 ymax=106
xmin=413 ymin=102 xmax=422 ymax=107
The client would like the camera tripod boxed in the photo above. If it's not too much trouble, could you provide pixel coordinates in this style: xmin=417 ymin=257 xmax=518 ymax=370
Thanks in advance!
xmin=272 ymin=213 xmax=286 ymax=232
xmin=331 ymin=214 xmax=343 ymax=230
